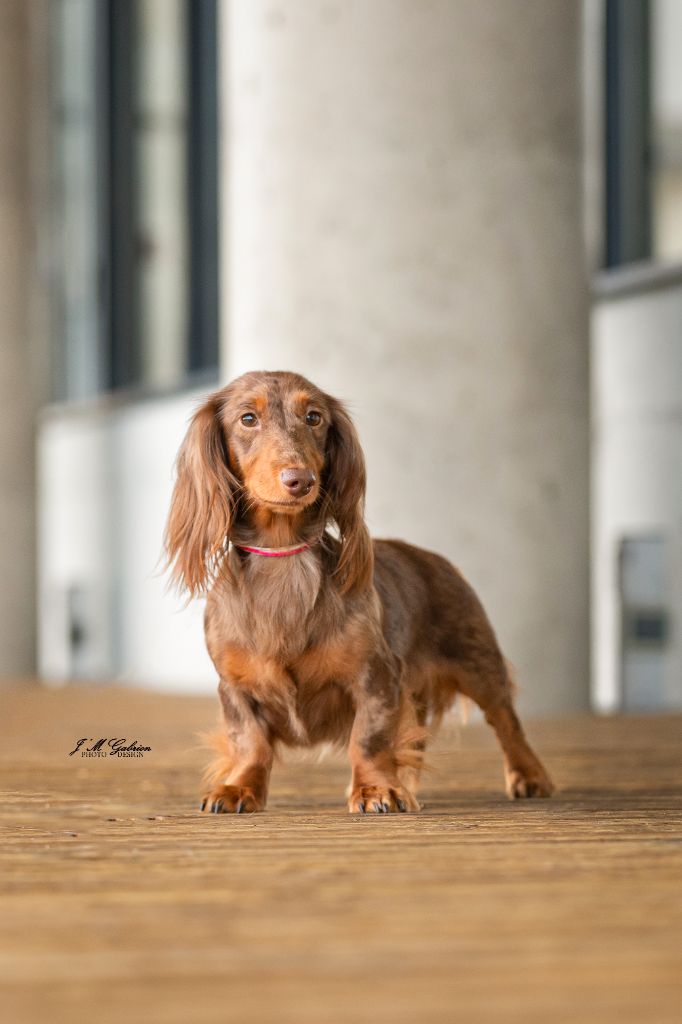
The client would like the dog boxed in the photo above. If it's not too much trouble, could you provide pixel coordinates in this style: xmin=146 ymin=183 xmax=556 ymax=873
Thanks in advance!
xmin=165 ymin=370 xmax=554 ymax=813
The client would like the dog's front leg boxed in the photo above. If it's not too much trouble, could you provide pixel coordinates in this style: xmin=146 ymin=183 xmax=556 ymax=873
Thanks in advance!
xmin=200 ymin=680 xmax=273 ymax=814
xmin=347 ymin=655 xmax=420 ymax=814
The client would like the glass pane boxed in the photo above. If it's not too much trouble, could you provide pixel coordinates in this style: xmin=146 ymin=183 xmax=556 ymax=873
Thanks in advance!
xmin=133 ymin=0 xmax=189 ymax=390
xmin=52 ymin=0 xmax=100 ymax=401
xmin=651 ymin=0 xmax=682 ymax=262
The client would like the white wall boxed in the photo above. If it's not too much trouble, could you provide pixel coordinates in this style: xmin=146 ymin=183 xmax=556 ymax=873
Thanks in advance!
xmin=592 ymin=273 xmax=682 ymax=712
xmin=38 ymin=393 xmax=217 ymax=692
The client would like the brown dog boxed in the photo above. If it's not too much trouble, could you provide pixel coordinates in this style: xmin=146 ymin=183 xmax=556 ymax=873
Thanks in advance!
xmin=165 ymin=370 xmax=554 ymax=813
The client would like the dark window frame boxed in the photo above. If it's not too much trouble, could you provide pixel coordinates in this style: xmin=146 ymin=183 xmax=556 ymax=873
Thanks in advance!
xmin=98 ymin=0 xmax=219 ymax=394
xmin=604 ymin=0 xmax=652 ymax=268
xmin=188 ymin=0 xmax=220 ymax=375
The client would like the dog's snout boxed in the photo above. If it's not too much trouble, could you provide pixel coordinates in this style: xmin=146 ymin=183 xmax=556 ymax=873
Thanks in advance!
xmin=280 ymin=467 xmax=316 ymax=497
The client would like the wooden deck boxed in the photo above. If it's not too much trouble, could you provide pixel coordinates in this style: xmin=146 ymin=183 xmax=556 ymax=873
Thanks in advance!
xmin=1 ymin=683 xmax=681 ymax=1024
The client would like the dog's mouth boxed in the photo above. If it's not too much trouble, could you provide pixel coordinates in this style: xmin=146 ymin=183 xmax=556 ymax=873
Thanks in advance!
xmin=253 ymin=491 xmax=319 ymax=512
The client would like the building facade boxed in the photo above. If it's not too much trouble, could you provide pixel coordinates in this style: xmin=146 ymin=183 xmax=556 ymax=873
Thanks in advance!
xmin=1 ymin=1 xmax=680 ymax=714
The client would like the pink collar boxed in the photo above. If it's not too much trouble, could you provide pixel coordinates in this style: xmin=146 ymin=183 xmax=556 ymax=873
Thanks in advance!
xmin=235 ymin=543 xmax=310 ymax=558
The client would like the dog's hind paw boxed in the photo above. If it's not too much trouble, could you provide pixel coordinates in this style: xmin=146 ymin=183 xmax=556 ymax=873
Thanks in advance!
xmin=505 ymin=767 xmax=555 ymax=800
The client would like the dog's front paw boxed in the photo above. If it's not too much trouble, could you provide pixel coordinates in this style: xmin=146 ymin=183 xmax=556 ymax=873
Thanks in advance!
xmin=505 ymin=766 xmax=555 ymax=800
xmin=348 ymin=785 xmax=420 ymax=814
xmin=200 ymin=785 xmax=264 ymax=814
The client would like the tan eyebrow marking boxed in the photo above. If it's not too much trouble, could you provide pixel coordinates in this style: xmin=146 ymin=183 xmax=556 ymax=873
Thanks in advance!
xmin=239 ymin=394 xmax=267 ymax=414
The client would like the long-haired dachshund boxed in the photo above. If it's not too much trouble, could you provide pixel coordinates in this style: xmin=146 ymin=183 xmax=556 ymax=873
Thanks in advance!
xmin=165 ymin=370 xmax=554 ymax=813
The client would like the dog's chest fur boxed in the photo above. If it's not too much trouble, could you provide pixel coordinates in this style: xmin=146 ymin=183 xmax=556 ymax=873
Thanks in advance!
xmin=233 ymin=550 xmax=323 ymax=660
xmin=205 ymin=550 xmax=373 ymax=747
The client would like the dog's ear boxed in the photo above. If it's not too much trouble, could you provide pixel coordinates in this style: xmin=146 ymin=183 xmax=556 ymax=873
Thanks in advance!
xmin=165 ymin=392 xmax=239 ymax=595
xmin=324 ymin=398 xmax=373 ymax=595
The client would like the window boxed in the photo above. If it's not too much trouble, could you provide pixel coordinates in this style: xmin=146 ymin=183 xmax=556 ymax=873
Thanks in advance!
xmin=651 ymin=0 xmax=682 ymax=262
xmin=604 ymin=0 xmax=682 ymax=267
xmin=51 ymin=0 xmax=219 ymax=401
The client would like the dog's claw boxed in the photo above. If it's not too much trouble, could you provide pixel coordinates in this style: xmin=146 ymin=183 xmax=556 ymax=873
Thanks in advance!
xmin=200 ymin=799 xmax=207 ymax=812
xmin=505 ymin=767 xmax=555 ymax=800
xmin=201 ymin=785 xmax=263 ymax=813
xmin=349 ymin=786 xmax=419 ymax=815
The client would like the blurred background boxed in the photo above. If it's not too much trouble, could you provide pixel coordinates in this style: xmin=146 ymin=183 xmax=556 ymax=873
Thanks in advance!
xmin=1 ymin=0 xmax=681 ymax=716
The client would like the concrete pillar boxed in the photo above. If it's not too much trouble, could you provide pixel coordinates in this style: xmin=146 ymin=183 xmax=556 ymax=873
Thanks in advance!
xmin=222 ymin=0 xmax=589 ymax=714
xmin=0 ymin=2 xmax=36 ymax=676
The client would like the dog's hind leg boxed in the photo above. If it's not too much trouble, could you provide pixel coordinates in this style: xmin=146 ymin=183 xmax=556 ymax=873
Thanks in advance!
xmin=453 ymin=652 xmax=555 ymax=799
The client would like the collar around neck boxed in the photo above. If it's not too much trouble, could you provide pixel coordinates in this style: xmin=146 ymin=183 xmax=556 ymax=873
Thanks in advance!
xmin=234 ymin=542 xmax=310 ymax=558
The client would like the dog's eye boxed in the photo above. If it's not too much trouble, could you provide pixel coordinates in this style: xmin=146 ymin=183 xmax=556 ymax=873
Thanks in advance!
xmin=240 ymin=413 xmax=258 ymax=427
xmin=305 ymin=411 xmax=322 ymax=426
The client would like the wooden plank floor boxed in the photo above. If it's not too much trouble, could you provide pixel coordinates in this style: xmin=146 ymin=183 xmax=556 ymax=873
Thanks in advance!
xmin=1 ymin=683 xmax=681 ymax=1024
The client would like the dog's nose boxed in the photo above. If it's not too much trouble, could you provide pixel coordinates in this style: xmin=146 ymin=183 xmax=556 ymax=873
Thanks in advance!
xmin=280 ymin=468 xmax=316 ymax=497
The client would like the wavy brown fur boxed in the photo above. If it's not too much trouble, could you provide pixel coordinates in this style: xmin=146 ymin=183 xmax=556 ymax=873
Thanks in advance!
xmin=166 ymin=371 xmax=554 ymax=814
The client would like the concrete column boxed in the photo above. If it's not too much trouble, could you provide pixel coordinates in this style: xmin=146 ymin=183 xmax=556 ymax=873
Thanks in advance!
xmin=0 ymin=2 xmax=36 ymax=676
xmin=223 ymin=0 xmax=589 ymax=714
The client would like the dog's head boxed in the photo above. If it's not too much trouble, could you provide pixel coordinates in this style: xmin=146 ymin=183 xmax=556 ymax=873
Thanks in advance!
xmin=165 ymin=371 xmax=371 ymax=596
